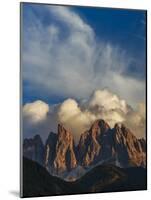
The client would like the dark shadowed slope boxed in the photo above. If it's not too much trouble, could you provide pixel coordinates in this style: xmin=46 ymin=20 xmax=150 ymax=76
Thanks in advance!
xmin=22 ymin=157 xmax=75 ymax=197
xmin=22 ymin=157 xmax=147 ymax=197
xmin=73 ymin=164 xmax=147 ymax=193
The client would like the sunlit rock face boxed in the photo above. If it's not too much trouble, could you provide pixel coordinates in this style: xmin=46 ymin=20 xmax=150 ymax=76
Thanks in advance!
xmin=77 ymin=120 xmax=146 ymax=168
xmin=43 ymin=124 xmax=77 ymax=175
xmin=112 ymin=123 xmax=146 ymax=167
xmin=77 ymin=119 xmax=111 ymax=166
xmin=53 ymin=124 xmax=77 ymax=174
xmin=23 ymin=119 xmax=146 ymax=180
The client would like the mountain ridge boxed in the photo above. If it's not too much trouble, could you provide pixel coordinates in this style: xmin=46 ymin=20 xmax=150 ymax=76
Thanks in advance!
xmin=23 ymin=119 xmax=146 ymax=179
xmin=22 ymin=157 xmax=147 ymax=197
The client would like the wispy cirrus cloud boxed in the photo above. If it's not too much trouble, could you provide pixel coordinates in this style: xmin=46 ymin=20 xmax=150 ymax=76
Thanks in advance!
xmin=22 ymin=5 xmax=146 ymax=107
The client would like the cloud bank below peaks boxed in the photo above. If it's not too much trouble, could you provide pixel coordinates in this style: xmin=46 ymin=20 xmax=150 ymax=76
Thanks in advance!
xmin=23 ymin=89 xmax=146 ymax=143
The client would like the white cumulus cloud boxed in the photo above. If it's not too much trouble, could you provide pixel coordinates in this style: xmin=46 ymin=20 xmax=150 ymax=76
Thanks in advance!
xmin=23 ymin=100 xmax=57 ymax=140
xmin=23 ymin=100 xmax=49 ymax=123
xmin=23 ymin=89 xmax=146 ymax=143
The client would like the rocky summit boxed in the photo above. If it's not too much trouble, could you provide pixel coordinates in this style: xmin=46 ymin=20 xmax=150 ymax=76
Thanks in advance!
xmin=23 ymin=134 xmax=44 ymax=165
xmin=77 ymin=120 xmax=146 ymax=168
xmin=23 ymin=119 xmax=146 ymax=179
xmin=45 ymin=124 xmax=77 ymax=175
xmin=77 ymin=119 xmax=111 ymax=166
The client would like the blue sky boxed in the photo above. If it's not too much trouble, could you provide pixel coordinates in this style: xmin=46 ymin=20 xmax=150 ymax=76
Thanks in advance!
xmin=76 ymin=7 xmax=146 ymax=77
xmin=22 ymin=3 xmax=146 ymax=107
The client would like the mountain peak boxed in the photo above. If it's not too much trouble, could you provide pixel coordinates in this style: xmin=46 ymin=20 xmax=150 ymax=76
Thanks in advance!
xmin=92 ymin=119 xmax=109 ymax=126
xmin=45 ymin=132 xmax=57 ymax=146
xmin=49 ymin=123 xmax=77 ymax=173
xmin=33 ymin=134 xmax=43 ymax=143
xmin=90 ymin=119 xmax=110 ymax=137
xmin=114 ymin=122 xmax=126 ymax=129
xmin=23 ymin=134 xmax=44 ymax=165
xmin=77 ymin=119 xmax=110 ymax=166
xmin=58 ymin=123 xmax=64 ymax=130
xmin=58 ymin=123 xmax=73 ymax=142
xmin=23 ymin=118 xmax=146 ymax=178
xmin=113 ymin=123 xmax=146 ymax=167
